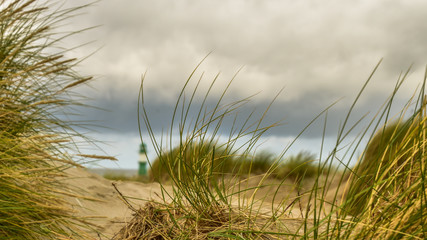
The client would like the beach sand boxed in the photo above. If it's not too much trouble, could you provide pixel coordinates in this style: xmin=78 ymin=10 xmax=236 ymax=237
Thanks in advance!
xmin=65 ymin=167 xmax=345 ymax=239
xmin=64 ymin=167 xmax=170 ymax=239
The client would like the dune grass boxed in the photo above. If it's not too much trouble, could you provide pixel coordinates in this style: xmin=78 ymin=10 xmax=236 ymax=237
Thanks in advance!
xmin=149 ymin=142 xmax=318 ymax=184
xmin=0 ymin=1 xmax=106 ymax=239
xmin=148 ymin=141 xmax=233 ymax=182
xmin=342 ymin=94 xmax=427 ymax=237
xmin=110 ymin=60 xmax=427 ymax=239
xmin=344 ymin=117 xmax=422 ymax=216
xmin=274 ymin=151 xmax=318 ymax=184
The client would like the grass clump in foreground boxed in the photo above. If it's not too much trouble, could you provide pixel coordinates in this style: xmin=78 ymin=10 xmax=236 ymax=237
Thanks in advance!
xmin=345 ymin=118 xmax=422 ymax=216
xmin=113 ymin=60 xmax=427 ymax=239
xmin=343 ymin=99 xmax=427 ymax=237
xmin=0 ymin=1 xmax=109 ymax=239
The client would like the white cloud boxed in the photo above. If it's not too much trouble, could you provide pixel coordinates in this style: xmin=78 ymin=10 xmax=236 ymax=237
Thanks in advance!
xmin=67 ymin=0 xmax=426 ymax=104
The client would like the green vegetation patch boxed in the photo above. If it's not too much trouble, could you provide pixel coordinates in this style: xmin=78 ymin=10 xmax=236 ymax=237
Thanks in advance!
xmin=149 ymin=141 xmax=317 ymax=184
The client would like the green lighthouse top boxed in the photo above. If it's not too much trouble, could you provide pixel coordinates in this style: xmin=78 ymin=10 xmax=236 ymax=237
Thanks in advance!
xmin=139 ymin=143 xmax=147 ymax=154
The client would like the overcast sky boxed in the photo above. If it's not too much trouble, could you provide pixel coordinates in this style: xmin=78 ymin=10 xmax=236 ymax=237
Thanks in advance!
xmin=59 ymin=0 xmax=427 ymax=169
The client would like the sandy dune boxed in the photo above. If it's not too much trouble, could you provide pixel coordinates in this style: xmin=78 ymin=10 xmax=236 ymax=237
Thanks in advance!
xmin=65 ymin=167 xmax=169 ymax=239
xmin=64 ymin=167 xmax=345 ymax=239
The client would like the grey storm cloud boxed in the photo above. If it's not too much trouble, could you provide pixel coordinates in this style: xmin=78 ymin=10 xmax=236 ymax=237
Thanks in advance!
xmin=65 ymin=0 xmax=427 ymax=139
xmin=77 ymin=79 xmax=410 ymax=141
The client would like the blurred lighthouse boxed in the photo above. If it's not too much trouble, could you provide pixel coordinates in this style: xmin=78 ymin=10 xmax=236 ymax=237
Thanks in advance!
xmin=138 ymin=142 xmax=148 ymax=176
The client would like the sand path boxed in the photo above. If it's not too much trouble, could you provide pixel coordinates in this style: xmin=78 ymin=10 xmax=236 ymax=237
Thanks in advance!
xmin=65 ymin=167 xmax=170 ymax=239
xmin=65 ymin=167 xmax=345 ymax=239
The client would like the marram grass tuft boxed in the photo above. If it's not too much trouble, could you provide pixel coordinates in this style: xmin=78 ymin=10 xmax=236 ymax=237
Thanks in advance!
xmin=113 ymin=61 xmax=427 ymax=239
xmin=343 ymin=96 xmax=427 ymax=238
xmin=0 ymin=1 xmax=106 ymax=239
